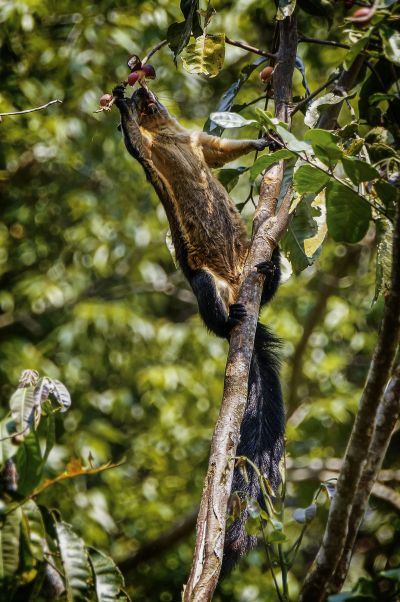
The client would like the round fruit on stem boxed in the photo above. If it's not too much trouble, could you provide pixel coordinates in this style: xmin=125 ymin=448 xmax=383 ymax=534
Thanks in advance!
xmin=260 ymin=66 xmax=274 ymax=82
xmin=141 ymin=64 xmax=156 ymax=79
xmin=128 ymin=71 xmax=140 ymax=86
xmin=350 ymin=6 xmax=373 ymax=25
xmin=99 ymin=94 xmax=113 ymax=107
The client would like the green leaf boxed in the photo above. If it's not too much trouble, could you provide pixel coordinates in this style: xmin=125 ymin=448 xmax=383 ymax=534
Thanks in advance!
xmin=167 ymin=0 xmax=202 ymax=60
xmin=341 ymin=157 xmax=379 ymax=185
xmin=344 ymin=34 xmax=370 ymax=70
xmin=181 ymin=33 xmax=225 ymax=78
xmin=304 ymin=129 xmax=343 ymax=167
xmin=10 ymin=385 xmax=37 ymax=440
xmin=209 ymin=111 xmax=256 ymax=129
xmin=15 ymin=431 xmax=43 ymax=496
xmin=0 ymin=418 xmax=18 ymax=469
xmin=56 ymin=521 xmax=92 ymax=602
xmin=276 ymin=0 xmax=296 ymax=20
xmin=0 ymin=506 xmax=22 ymax=580
xmin=326 ymin=181 xmax=371 ymax=243
xmin=21 ymin=500 xmax=45 ymax=562
xmin=374 ymin=180 xmax=399 ymax=206
xmin=381 ymin=27 xmax=400 ymax=66
xmin=89 ymin=548 xmax=126 ymax=602
xmin=217 ymin=167 xmax=247 ymax=192
xmin=374 ymin=218 xmax=393 ymax=302
xmin=41 ymin=412 xmax=56 ymax=467
xmin=294 ymin=165 xmax=330 ymax=194
xmin=250 ymin=150 xmax=295 ymax=181
xmin=268 ymin=530 xmax=287 ymax=543
xmin=281 ymin=197 xmax=318 ymax=273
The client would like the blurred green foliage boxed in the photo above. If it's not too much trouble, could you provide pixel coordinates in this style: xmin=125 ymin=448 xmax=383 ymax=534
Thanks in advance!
xmin=0 ymin=0 xmax=399 ymax=600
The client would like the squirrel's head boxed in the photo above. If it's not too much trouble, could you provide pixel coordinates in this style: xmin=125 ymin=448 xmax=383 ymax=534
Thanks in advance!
xmin=131 ymin=87 xmax=170 ymax=127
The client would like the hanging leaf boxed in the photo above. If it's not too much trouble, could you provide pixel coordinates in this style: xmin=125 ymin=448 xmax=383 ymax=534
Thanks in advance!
xmin=21 ymin=500 xmax=46 ymax=562
xmin=294 ymin=164 xmax=330 ymax=195
xmin=55 ymin=521 xmax=92 ymax=601
xmin=15 ymin=431 xmax=43 ymax=496
xmin=89 ymin=548 xmax=127 ymax=602
xmin=341 ymin=157 xmax=379 ymax=185
xmin=167 ymin=0 xmax=202 ymax=60
xmin=374 ymin=180 xmax=399 ymax=207
xmin=51 ymin=379 xmax=71 ymax=412
xmin=181 ymin=33 xmax=225 ymax=78
xmin=0 ymin=506 xmax=22 ymax=580
xmin=374 ymin=218 xmax=393 ymax=302
xmin=250 ymin=149 xmax=295 ymax=181
xmin=33 ymin=377 xmax=52 ymax=408
xmin=10 ymin=385 xmax=37 ymax=440
xmin=304 ymin=191 xmax=327 ymax=258
xmin=281 ymin=197 xmax=318 ymax=273
xmin=326 ymin=181 xmax=371 ymax=243
xmin=344 ymin=34 xmax=370 ymax=70
xmin=209 ymin=111 xmax=256 ymax=129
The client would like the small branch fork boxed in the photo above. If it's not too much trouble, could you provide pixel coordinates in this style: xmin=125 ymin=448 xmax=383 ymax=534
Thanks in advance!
xmin=182 ymin=14 xmax=298 ymax=602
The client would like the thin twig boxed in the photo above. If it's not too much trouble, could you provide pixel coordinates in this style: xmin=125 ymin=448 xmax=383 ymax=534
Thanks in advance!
xmin=142 ymin=39 xmax=168 ymax=65
xmin=225 ymin=36 xmax=276 ymax=59
xmin=298 ymin=35 xmax=350 ymax=50
xmin=0 ymin=99 xmax=62 ymax=118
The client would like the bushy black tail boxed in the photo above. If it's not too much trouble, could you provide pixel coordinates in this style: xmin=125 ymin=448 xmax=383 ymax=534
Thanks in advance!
xmin=222 ymin=322 xmax=285 ymax=575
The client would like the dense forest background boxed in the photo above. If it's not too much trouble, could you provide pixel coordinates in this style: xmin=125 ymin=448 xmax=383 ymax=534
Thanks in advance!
xmin=1 ymin=1 xmax=399 ymax=600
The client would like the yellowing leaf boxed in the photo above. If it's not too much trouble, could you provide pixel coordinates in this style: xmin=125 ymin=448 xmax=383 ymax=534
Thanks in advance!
xmin=304 ymin=191 xmax=328 ymax=258
xmin=181 ymin=34 xmax=225 ymax=78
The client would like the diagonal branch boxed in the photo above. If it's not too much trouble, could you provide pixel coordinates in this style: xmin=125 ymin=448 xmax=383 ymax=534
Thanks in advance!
xmin=182 ymin=14 xmax=298 ymax=602
xmin=301 ymin=203 xmax=400 ymax=602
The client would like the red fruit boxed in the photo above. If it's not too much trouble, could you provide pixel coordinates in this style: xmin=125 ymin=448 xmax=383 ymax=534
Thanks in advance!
xmin=351 ymin=7 xmax=373 ymax=24
xmin=260 ymin=66 xmax=274 ymax=82
xmin=141 ymin=64 xmax=156 ymax=79
xmin=128 ymin=71 xmax=140 ymax=86
xmin=99 ymin=94 xmax=113 ymax=107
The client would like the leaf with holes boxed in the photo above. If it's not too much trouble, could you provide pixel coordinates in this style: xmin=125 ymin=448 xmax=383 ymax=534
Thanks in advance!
xmin=56 ymin=521 xmax=92 ymax=601
xmin=181 ymin=33 xmax=225 ymax=78
xmin=89 ymin=548 xmax=127 ymax=602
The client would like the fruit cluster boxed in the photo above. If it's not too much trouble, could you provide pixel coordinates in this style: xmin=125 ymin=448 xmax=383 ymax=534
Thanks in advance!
xmin=98 ymin=55 xmax=156 ymax=110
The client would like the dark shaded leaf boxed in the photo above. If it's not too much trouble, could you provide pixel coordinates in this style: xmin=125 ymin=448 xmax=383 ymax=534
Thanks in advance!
xmin=0 ymin=506 xmax=22 ymax=580
xmin=341 ymin=157 xmax=379 ymax=185
xmin=89 ymin=548 xmax=126 ymax=602
xmin=326 ymin=181 xmax=371 ymax=243
xmin=304 ymin=129 xmax=343 ymax=167
xmin=294 ymin=164 xmax=330 ymax=194
xmin=217 ymin=166 xmax=247 ymax=192
xmin=374 ymin=218 xmax=393 ymax=302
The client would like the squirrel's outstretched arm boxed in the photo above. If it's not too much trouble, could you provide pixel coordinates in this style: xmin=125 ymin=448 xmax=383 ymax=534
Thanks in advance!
xmin=112 ymin=85 xmax=150 ymax=163
xmin=198 ymin=132 xmax=268 ymax=167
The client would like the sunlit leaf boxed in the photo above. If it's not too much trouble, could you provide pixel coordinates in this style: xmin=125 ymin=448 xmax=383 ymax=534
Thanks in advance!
xmin=209 ymin=111 xmax=256 ymax=129
xmin=293 ymin=164 xmax=330 ymax=195
xmin=89 ymin=548 xmax=126 ymax=602
xmin=181 ymin=34 xmax=225 ymax=78
xmin=250 ymin=149 xmax=295 ymax=181
xmin=0 ymin=418 xmax=18 ymax=469
xmin=304 ymin=93 xmax=347 ymax=128
xmin=51 ymin=379 xmax=71 ymax=412
xmin=381 ymin=27 xmax=400 ymax=66
xmin=56 ymin=521 xmax=91 ymax=601
xmin=304 ymin=129 xmax=343 ymax=167
xmin=10 ymin=386 xmax=37 ymax=440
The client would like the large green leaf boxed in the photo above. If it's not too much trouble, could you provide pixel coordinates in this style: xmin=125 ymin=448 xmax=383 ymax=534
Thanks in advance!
xmin=9 ymin=385 xmax=37 ymax=440
xmin=89 ymin=548 xmax=127 ymax=602
xmin=15 ymin=431 xmax=43 ymax=496
xmin=181 ymin=33 xmax=225 ymax=78
xmin=293 ymin=164 xmax=330 ymax=194
xmin=21 ymin=499 xmax=45 ymax=562
xmin=326 ymin=181 xmax=371 ymax=243
xmin=0 ymin=506 xmax=22 ymax=581
xmin=210 ymin=111 xmax=256 ymax=129
xmin=167 ymin=0 xmax=202 ymax=60
xmin=304 ymin=129 xmax=343 ymax=167
xmin=56 ymin=521 xmax=92 ymax=602
xmin=341 ymin=157 xmax=379 ymax=185
xmin=250 ymin=149 xmax=295 ymax=181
